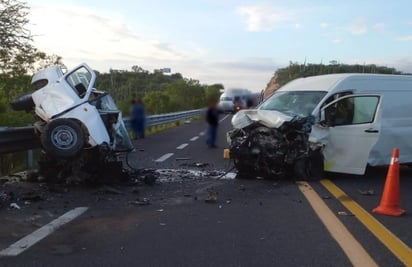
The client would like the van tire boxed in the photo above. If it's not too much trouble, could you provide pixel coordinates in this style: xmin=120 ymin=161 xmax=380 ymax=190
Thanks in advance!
xmin=293 ymin=150 xmax=324 ymax=180
xmin=41 ymin=119 xmax=85 ymax=158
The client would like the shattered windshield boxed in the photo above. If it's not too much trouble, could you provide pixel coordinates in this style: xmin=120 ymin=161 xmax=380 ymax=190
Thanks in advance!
xmin=259 ymin=91 xmax=327 ymax=117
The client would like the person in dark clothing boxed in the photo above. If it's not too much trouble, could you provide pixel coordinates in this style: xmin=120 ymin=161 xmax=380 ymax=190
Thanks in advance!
xmin=131 ymin=98 xmax=146 ymax=139
xmin=206 ymin=101 xmax=219 ymax=148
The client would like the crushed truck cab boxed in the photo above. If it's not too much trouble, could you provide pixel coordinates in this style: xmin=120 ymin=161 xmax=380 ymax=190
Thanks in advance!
xmin=12 ymin=63 xmax=133 ymax=159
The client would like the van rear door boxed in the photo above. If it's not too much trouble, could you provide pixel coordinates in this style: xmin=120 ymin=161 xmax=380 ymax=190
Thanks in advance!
xmin=319 ymin=94 xmax=382 ymax=175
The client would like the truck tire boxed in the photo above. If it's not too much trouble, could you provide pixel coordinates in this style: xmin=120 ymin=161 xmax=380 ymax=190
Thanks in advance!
xmin=41 ymin=119 xmax=85 ymax=158
xmin=10 ymin=93 xmax=34 ymax=111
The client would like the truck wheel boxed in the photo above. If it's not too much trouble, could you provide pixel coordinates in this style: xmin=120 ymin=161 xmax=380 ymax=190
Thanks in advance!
xmin=41 ymin=119 xmax=85 ymax=158
xmin=10 ymin=93 xmax=34 ymax=111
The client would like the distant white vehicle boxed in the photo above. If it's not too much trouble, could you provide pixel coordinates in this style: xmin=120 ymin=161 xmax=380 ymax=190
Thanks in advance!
xmin=218 ymin=88 xmax=253 ymax=113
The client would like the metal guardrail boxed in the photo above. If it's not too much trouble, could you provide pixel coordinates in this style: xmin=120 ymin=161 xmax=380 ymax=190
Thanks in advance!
xmin=0 ymin=126 xmax=40 ymax=155
xmin=124 ymin=108 xmax=206 ymax=129
xmin=0 ymin=108 xmax=206 ymax=155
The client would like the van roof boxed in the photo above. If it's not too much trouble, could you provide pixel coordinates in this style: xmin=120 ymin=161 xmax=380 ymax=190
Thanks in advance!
xmin=279 ymin=73 xmax=412 ymax=92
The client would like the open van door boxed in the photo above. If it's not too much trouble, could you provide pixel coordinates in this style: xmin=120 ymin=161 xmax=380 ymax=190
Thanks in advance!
xmin=319 ymin=94 xmax=382 ymax=175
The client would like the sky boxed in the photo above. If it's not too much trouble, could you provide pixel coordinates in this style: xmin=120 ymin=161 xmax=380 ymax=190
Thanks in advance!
xmin=27 ymin=0 xmax=412 ymax=92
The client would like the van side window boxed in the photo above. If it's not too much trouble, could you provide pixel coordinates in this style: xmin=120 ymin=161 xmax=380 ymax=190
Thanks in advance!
xmin=325 ymin=95 xmax=379 ymax=126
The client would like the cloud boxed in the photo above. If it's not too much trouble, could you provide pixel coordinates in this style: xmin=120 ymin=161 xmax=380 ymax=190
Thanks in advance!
xmin=28 ymin=4 xmax=184 ymax=65
xmin=320 ymin=22 xmax=329 ymax=28
xmin=237 ymin=5 xmax=293 ymax=32
xmin=372 ymin=23 xmax=386 ymax=33
xmin=27 ymin=3 xmax=278 ymax=91
xmin=397 ymin=35 xmax=412 ymax=41
xmin=332 ymin=39 xmax=342 ymax=44
xmin=346 ymin=17 xmax=368 ymax=35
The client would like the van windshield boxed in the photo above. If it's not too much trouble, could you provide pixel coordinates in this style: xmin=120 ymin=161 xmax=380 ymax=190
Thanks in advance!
xmin=220 ymin=96 xmax=233 ymax=101
xmin=259 ymin=91 xmax=327 ymax=117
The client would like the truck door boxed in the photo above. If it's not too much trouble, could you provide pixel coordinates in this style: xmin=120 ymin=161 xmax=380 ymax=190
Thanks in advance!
xmin=319 ymin=94 xmax=382 ymax=175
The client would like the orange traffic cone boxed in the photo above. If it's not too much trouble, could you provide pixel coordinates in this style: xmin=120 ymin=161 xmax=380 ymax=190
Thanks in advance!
xmin=372 ymin=148 xmax=405 ymax=216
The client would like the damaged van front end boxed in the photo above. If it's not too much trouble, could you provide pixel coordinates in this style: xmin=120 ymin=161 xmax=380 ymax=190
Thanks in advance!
xmin=227 ymin=91 xmax=326 ymax=179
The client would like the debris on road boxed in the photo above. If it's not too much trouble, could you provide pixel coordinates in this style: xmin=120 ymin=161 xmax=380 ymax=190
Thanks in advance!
xmin=20 ymin=191 xmax=45 ymax=202
xmin=176 ymin=158 xmax=191 ymax=161
xmin=94 ymin=185 xmax=124 ymax=195
xmin=10 ymin=202 xmax=21 ymax=210
xmin=358 ymin=189 xmax=375 ymax=196
xmin=0 ymin=191 xmax=11 ymax=208
xmin=205 ymin=191 xmax=219 ymax=203
xmin=338 ymin=211 xmax=354 ymax=216
xmin=128 ymin=198 xmax=151 ymax=206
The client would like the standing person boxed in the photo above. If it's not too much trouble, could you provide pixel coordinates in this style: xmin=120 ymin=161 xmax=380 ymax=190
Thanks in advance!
xmin=206 ymin=101 xmax=219 ymax=148
xmin=132 ymin=98 xmax=146 ymax=139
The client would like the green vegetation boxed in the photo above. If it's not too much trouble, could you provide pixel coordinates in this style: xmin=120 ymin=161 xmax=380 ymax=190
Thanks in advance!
xmin=273 ymin=61 xmax=406 ymax=87
xmin=95 ymin=68 xmax=223 ymax=116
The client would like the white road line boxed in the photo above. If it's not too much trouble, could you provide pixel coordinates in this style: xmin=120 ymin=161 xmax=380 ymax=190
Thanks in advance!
xmin=176 ymin=143 xmax=189 ymax=150
xmin=190 ymin=136 xmax=199 ymax=141
xmin=199 ymin=132 xmax=205 ymax=136
xmin=155 ymin=153 xmax=174 ymax=162
xmin=0 ymin=207 xmax=89 ymax=257
xmin=219 ymin=114 xmax=230 ymax=123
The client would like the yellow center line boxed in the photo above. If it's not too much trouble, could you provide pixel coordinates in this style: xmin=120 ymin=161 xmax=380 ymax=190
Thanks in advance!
xmin=297 ymin=181 xmax=378 ymax=267
xmin=321 ymin=179 xmax=412 ymax=267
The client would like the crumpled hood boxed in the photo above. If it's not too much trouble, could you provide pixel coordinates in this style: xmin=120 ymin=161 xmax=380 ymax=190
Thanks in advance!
xmin=231 ymin=109 xmax=294 ymax=129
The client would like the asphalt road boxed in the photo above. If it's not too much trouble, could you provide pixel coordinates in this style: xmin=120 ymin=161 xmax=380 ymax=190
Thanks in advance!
xmin=0 ymin=114 xmax=411 ymax=267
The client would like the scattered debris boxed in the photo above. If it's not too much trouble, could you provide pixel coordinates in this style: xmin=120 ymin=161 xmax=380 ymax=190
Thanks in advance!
xmin=128 ymin=198 xmax=151 ymax=206
xmin=358 ymin=189 xmax=375 ymax=196
xmin=194 ymin=163 xmax=209 ymax=168
xmin=184 ymin=120 xmax=191 ymax=124
xmin=156 ymin=209 xmax=164 ymax=212
xmin=94 ymin=185 xmax=124 ymax=195
xmin=0 ymin=191 xmax=11 ymax=207
xmin=205 ymin=191 xmax=219 ymax=203
xmin=176 ymin=158 xmax=191 ymax=161
xmin=19 ymin=192 xmax=45 ymax=202
xmin=141 ymin=174 xmax=157 ymax=186
xmin=219 ymin=172 xmax=236 ymax=180
xmin=226 ymin=199 xmax=232 ymax=204
xmin=159 ymin=223 xmax=167 ymax=226
xmin=338 ymin=211 xmax=354 ymax=216
xmin=10 ymin=202 xmax=21 ymax=210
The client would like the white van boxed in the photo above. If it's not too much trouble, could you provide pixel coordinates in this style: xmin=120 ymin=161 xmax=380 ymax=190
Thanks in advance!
xmin=218 ymin=88 xmax=252 ymax=113
xmin=229 ymin=73 xmax=412 ymax=178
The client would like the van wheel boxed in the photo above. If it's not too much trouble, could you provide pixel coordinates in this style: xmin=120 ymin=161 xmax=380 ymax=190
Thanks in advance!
xmin=293 ymin=150 xmax=324 ymax=180
xmin=41 ymin=119 xmax=85 ymax=158
xmin=234 ymin=159 xmax=254 ymax=179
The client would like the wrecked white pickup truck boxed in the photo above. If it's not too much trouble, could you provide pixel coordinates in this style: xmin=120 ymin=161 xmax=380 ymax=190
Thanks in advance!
xmin=11 ymin=63 xmax=134 ymax=182
xmin=228 ymin=73 xmax=412 ymax=179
